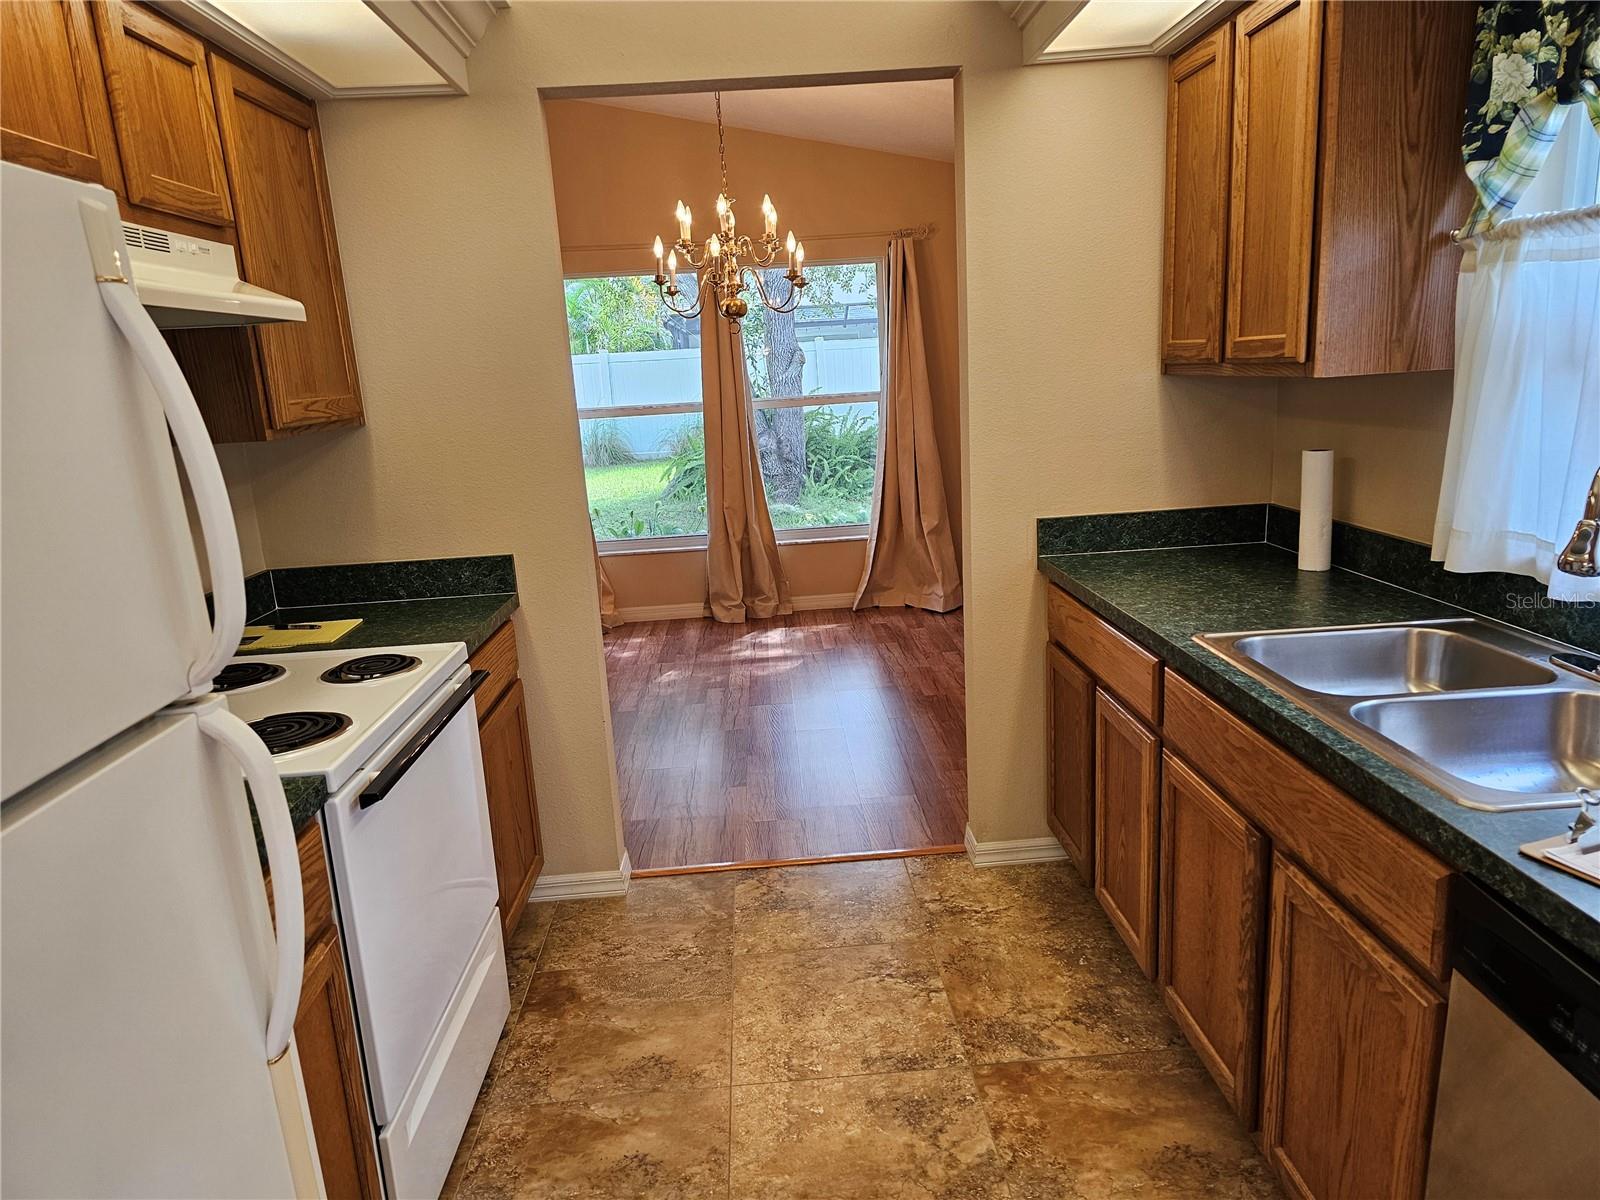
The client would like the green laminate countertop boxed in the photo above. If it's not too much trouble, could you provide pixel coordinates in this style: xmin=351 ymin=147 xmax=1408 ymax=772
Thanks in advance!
xmin=242 ymin=590 xmax=519 ymax=855
xmin=240 ymin=592 xmax=519 ymax=659
xmin=1037 ymin=543 xmax=1599 ymax=962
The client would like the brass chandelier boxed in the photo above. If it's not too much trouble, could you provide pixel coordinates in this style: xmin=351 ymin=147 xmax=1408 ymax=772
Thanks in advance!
xmin=651 ymin=92 xmax=807 ymax=331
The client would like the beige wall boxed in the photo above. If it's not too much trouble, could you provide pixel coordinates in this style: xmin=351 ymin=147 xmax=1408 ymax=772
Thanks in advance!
xmin=187 ymin=443 xmax=268 ymax=587
xmin=544 ymin=98 xmax=960 ymax=613
xmin=225 ymin=1 xmax=1281 ymax=876
xmin=1272 ymin=373 xmax=1455 ymax=542
xmin=959 ymin=57 xmax=1277 ymax=841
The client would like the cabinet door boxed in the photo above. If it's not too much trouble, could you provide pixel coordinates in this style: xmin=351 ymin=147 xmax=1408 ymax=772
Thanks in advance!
xmin=1158 ymin=751 xmax=1267 ymax=1121
xmin=0 ymin=0 xmax=123 ymax=190
xmin=1225 ymin=0 xmax=1322 ymax=362
xmin=480 ymin=680 xmax=544 ymax=938
xmin=1093 ymin=689 xmax=1160 ymax=977
xmin=210 ymin=56 xmax=364 ymax=432
xmin=1046 ymin=645 xmax=1094 ymax=877
xmin=296 ymin=930 xmax=382 ymax=1200
xmin=1162 ymin=23 xmax=1233 ymax=364
xmin=92 ymin=0 xmax=232 ymax=224
xmin=1261 ymin=855 xmax=1444 ymax=1200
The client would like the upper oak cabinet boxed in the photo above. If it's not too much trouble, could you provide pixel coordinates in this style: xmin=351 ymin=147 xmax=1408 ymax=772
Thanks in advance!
xmin=0 ymin=1 xmax=123 ymax=191
xmin=1162 ymin=0 xmax=1476 ymax=377
xmin=1 ymin=2 xmax=364 ymax=443
xmin=92 ymin=0 xmax=233 ymax=227
xmin=204 ymin=57 xmax=363 ymax=435
xmin=1161 ymin=24 xmax=1232 ymax=365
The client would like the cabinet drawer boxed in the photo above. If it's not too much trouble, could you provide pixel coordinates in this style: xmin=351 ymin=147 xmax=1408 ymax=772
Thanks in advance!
xmin=1047 ymin=587 xmax=1162 ymax=725
xmin=468 ymin=621 xmax=519 ymax=720
xmin=1163 ymin=671 xmax=1451 ymax=981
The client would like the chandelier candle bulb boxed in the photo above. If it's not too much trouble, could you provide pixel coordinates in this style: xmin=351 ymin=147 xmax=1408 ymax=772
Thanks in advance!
xmin=648 ymin=91 xmax=812 ymax=330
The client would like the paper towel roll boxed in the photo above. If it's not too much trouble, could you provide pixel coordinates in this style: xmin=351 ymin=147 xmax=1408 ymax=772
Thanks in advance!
xmin=1298 ymin=449 xmax=1333 ymax=572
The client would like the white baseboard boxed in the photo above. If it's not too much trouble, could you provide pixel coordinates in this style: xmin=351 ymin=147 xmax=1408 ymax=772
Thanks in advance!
xmin=793 ymin=592 xmax=858 ymax=612
xmin=617 ymin=594 xmax=858 ymax=623
xmin=963 ymin=826 xmax=1068 ymax=868
xmin=528 ymin=850 xmax=632 ymax=902
xmin=617 ymin=602 xmax=708 ymax=622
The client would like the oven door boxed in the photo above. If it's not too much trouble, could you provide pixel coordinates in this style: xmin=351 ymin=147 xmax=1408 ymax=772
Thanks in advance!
xmin=322 ymin=665 xmax=501 ymax=1124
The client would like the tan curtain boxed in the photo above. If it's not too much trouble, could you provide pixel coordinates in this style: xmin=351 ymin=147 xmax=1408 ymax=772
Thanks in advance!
xmin=590 ymin=523 xmax=622 ymax=630
xmin=854 ymin=237 xmax=961 ymax=612
xmin=703 ymin=307 xmax=791 ymax=622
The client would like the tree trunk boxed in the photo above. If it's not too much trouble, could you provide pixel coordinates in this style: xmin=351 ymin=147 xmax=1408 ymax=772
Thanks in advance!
xmin=754 ymin=269 xmax=807 ymax=504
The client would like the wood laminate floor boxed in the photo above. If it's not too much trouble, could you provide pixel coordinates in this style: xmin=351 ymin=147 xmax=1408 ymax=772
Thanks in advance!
xmin=443 ymin=857 xmax=1282 ymax=1199
xmin=604 ymin=608 xmax=967 ymax=871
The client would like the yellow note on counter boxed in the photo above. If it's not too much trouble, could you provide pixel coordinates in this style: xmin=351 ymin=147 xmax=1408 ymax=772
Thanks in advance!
xmin=239 ymin=619 xmax=362 ymax=651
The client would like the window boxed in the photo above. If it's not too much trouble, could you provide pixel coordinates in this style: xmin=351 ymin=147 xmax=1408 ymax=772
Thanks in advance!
xmin=566 ymin=274 xmax=707 ymax=546
xmin=743 ymin=259 xmax=883 ymax=540
xmin=564 ymin=260 xmax=885 ymax=549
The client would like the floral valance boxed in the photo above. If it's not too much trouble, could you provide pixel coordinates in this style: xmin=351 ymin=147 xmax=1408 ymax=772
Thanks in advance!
xmin=1461 ymin=1 xmax=1600 ymax=236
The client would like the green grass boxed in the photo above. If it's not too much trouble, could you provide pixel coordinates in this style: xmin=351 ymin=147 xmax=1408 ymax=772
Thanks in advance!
xmin=585 ymin=462 xmax=871 ymax=540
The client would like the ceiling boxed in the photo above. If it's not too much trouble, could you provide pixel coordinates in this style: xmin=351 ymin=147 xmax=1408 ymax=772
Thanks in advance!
xmin=586 ymin=80 xmax=956 ymax=164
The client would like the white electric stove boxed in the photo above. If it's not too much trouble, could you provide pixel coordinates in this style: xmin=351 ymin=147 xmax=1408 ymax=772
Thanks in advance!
xmin=216 ymin=643 xmax=510 ymax=1200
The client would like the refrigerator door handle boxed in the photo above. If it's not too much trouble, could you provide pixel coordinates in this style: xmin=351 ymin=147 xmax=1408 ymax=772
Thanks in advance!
xmin=198 ymin=707 xmax=304 ymax=1061
xmin=80 ymin=197 xmax=245 ymax=697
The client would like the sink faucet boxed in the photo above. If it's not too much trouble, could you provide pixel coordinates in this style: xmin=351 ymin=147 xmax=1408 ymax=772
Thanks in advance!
xmin=1556 ymin=466 xmax=1600 ymax=577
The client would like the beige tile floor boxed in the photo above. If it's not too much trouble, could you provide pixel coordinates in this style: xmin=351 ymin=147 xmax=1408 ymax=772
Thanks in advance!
xmin=443 ymin=855 xmax=1282 ymax=1199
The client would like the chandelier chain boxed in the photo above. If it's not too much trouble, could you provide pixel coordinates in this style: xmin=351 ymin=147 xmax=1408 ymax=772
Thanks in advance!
xmin=714 ymin=91 xmax=729 ymax=196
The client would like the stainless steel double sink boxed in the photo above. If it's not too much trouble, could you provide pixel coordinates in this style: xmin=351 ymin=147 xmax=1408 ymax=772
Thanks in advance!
xmin=1195 ymin=619 xmax=1600 ymax=812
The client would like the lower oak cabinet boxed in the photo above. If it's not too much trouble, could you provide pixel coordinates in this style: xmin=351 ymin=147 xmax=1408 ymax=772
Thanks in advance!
xmin=1045 ymin=643 xmax=1094 ymax=878
xmin=1044 ymin=583 xmax=1452 ymax=1200
xmin=296 ymin=927 xmax=381 ymax=1200
xmin=1093 ymin=688 xmax=1160 ymax=978
xmin=468 ymin=621 xmax=545 ymax=939
xmin=1262 ymin=855 xmax=1445 ymax=1200
xmin=272 ymin=822 xmax=381 ymax=1200
xmin=1157 ymin=750 xmax=1267 ymax=1121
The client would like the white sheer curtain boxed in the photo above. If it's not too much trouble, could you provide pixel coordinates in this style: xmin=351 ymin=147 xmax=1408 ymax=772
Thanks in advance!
xmin=1433 ymin=119 xmax=1600 ymax=603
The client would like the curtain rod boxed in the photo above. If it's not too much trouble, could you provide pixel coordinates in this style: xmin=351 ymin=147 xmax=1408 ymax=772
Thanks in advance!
xmin=561 ymin=223 xmax=935 ymax=254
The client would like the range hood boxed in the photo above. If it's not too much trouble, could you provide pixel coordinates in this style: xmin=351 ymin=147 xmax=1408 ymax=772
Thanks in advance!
xmin=123 ymin=222 xmax=305 ymax=329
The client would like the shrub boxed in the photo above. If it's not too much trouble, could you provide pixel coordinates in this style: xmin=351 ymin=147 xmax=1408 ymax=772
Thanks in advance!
xmin=802 ymin=407 xmax=876 ymax=499
xmin=581 ymin=420 xmax=637 ymax=468
xmin=658 ymin=421 xmax=707 ymax=500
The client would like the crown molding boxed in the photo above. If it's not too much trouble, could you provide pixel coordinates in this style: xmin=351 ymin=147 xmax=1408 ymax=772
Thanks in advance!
xmin=153 ymin=1 xmax=507 ymax=100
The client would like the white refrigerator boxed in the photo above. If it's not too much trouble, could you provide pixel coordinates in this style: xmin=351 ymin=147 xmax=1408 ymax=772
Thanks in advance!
xmin=1 ymin=163 xmax=322 ymax=1198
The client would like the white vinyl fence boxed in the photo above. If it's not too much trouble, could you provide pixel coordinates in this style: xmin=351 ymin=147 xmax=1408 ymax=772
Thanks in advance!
xmin=574 ymin=337 xmax=881 ymax=460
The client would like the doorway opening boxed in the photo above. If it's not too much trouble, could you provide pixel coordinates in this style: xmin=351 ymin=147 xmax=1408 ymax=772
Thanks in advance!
xmin=544 ymin=78 xmax=965 ymax=872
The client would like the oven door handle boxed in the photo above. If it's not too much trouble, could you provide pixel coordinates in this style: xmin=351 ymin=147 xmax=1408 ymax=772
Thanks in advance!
xmin=359 ymin=670 xmax=490 ymax=809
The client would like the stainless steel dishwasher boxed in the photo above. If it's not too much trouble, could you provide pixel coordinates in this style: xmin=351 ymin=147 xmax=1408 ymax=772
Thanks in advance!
xmin=1424 ymin=880 xmax=1600 ymax=1199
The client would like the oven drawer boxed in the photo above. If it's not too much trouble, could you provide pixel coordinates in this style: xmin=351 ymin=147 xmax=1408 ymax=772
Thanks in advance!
xmin=379 ymin=909 xmax=509 ymax=1200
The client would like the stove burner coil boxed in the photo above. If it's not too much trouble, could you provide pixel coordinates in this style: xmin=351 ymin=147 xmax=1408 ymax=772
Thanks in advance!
xmin=249 ymin=711 xmax=351 ymax=755
xmin=320 ymin=653 xmax=422 ymax=684
xmin=211 ymin=662 xmax=286 ymax=693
